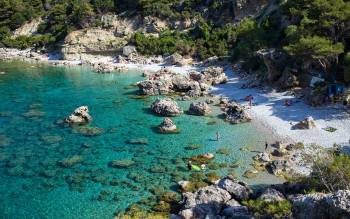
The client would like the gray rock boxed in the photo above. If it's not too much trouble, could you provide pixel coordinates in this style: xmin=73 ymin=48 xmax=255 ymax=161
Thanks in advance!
xmin=222 ymin=199 xmax=252 ymax=219
xmin=151 ymin=98 xmax=183 ymax=116
xmin=258 ymin=188 xmax=286 ymax=202
xmin=292 ymin=116 xmax=316 ymax=129
xmin=324 ymin=190 xmax=350 ymax=217
xmin=224 ymin=102 xmax=251 ymax=124
xmin=137 ymin=80 xmax=171 ymax=95
xmin=166 ymin=53 xmax=183 ymax=66
xmin=181 ymin=185 xmax=232 ymax=218
xmin=122 ymin=45 xmax=136 ymax=57
xmin=64 ymin=106 xmax=92 ymax=124
xmin=267 ymin=160 xmax=291 ymax=176
xmin=290 ymin=193 xmax=329 ymax=219
xmin=218 ymin=176 xmax=252 ymax=201
xmin=158 ymin=118 xmax=178 ymax=133
xmin=202 ymin=66 xmax=228 ymax=85
xmin=188 ymin=102 xmax=211 ymax=116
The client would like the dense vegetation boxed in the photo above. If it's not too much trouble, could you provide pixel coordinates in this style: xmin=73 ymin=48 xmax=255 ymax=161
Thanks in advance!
xmin=1 ymin=0 xmax=350 ymax=82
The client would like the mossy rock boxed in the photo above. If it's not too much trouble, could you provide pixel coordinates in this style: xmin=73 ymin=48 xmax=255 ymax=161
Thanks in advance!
xmin=189 ymin=154 xmax=214 ymax=165
xmin=230 ymin=160 xmax=240 ymax=168
xmin=72 ymin=126 xmax=104 ymax=137
xmin=251 ymin=161 xmax=266 ymax=172
xmin=185 ymin=144 xmax=201 ymax=150
xmin=205 ymin=172 xmax=220 ymax=184
xmin=243 ymin=169 xmax=259 ymax=178
xmin=216 ymin=147 xmax=232 ymax=155
xmin=58 ymin=155 xmax=83 ymax=168
xmin=181 ymin=181 xmax=208 ymax=193
xmin=206 ymin=121 xmax=217 ymax=125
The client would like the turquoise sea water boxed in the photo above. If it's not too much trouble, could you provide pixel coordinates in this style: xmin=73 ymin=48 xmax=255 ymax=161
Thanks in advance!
xmin=0 ymin=61 xmax=281 ymax=219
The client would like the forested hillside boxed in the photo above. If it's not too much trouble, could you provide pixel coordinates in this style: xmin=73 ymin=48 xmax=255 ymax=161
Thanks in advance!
xmin=1 ymin=0 xmax=350 ymax=82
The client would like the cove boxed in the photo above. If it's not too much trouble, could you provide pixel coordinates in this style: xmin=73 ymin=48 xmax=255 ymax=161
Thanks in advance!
xmin=0 ymin=61 xmax=282 ymax=218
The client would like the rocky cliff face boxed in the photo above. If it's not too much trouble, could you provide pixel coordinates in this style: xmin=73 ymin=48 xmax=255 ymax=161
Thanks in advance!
xmin=13 ymin=17 xmax=43 ymax=37
xmin=61 ymin=28 xmax=128 ymax=61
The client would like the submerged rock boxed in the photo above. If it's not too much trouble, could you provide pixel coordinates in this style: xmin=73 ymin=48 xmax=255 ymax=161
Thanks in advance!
xmin=109 ymin=159 xmax=135 ymax=168
xmin=151 ymin=98 xmax=183 ymax=116
xmin=224 ymin=102 xmax=251 ymax=124
xmin=64 ymin=106 xmax=92 ymax=125
xmin=188 ymin=102 xmax=211 ymax=116
xmin=126 ymin=138 xmax=149 ymax=145
xmin=72 ymin=126 xmax=104 ymax=136
xmin=158 ymin=118 xmax=179 ymax=134
xmin=40 ymin=135 xmax=63 ymax=144
xmin=58 ymin=155 xmax=83 ymax=168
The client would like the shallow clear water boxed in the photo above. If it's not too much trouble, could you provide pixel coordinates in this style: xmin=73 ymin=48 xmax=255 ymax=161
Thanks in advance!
xmin=0 ymin=61 xmax=281 ymax=218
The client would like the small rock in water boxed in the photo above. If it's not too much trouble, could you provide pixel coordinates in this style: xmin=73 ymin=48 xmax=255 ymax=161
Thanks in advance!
xmin=64 ymin=106 xmax=92 ymax=125
xmin=22 ymin=109 xmax=45 ymax=118
xmin=243 ymin=169 xmax=258 ymax=178
xmin=158 ymin=118 xmax=179 ymax=134
xmin=40 ymin=135 xmax=62 ymax=144
xmin=188 ymin=102 xmax=211 ymax=116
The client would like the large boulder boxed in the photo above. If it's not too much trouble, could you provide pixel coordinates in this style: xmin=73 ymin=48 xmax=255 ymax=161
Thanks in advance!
xmin=151 ymin=98 xmax=183 ymax=116
xmin=64 ymin=106 xmax=92 ymax=125
xmin=179 ymin=185 xmax=232 ymax=219
xmin=91 ymin=62 xmax=116 ymax=73
xmin=218 ymin=176 xmax=252 ymax=201
xmin=290 ymin=190 xmax=350 ymax=219
xmin=277 ymin=67 xmax=299 ymax=90
xmin=188 ymin=102 xmax=211 ymax=116
xmin=267 ymin=160 xmax=291 ymax=176
xmin=292 ymin=116 xmax=316 ymax=130
xmin=122 ymin=45 xmax=137 ymax=57
xmin=158 ymin=118 xmax=178 ymax=133
xmin=224 ymin=102 xmax=252 ymax=124
xmin=137 ymin=80 xmax=172 ymax=95
xmin=166 ymin=53 xmax=184 ymax=66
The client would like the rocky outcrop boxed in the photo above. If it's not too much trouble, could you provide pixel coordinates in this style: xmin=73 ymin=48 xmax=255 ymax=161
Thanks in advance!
xmin=91 ymin=62 xmax=116 ymax=73
xmin=292 ymin=116 xmax=316 ymax=130
xmin=224 ymin=102 xmax=252 ymax=124
xmin=122 ymin=45 xmax=137 ymax=57
xmin=62 ymin=28 xmax=127 ymax=60
xmin=158 ymin=118 xmax=178 ymax=133
xmin=233 ymin=0 xmax=270 ymax=22
xmin=258 ymin=188 xmax=286 ymax=202
xmin=277 ymin=67 xmax=299 ymax=90
xmin=13 ymin=17 xmax=43 ymax=37
xmin=151 ymin=98 xmax=183 ymax=116
xmin=137 ymin=67 xmax=227 ymax=98
xmin=290 ymin=190 xmax=350 ymax=219
xmin=166 ymin=53 xmax=183 ymax=66
xmin=188 ymin=102 xmax=211 ymax=116
xmin=218 ymin=176 xmax=252 ymax=201
xmin=64 ymin=106 xmax=92 ymax=125
xmin=179 ymin=185 xmax=232 ymax=219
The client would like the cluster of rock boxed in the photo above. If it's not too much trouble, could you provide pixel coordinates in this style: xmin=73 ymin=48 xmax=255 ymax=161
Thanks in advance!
xmin=90 ymin=62 xmax=128 ymax=73
xmin=252 ymin=142 xmax=312 ymax=177
xmin=174 ymin=175 xmax=350 ymax=219
xmin=64 ymin=106 xmax=92 ymax=125
xmin=137 ymin=67 xmax=228 ymax=98
xmin=151 ymin=98 xmax=183 ymax=117
xmin=177 ymin=176 xmax=252 ymax=219
xmin=223 ymin=101 xmax=252 ymax=124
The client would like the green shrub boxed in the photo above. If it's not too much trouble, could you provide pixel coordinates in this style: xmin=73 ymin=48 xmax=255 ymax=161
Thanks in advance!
xmin=242 ymin=200 xmax=292 ymax=218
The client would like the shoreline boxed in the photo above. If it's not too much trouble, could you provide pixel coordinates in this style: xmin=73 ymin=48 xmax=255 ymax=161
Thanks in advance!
xmin=1 ymin=49 xmax=350 ymax=148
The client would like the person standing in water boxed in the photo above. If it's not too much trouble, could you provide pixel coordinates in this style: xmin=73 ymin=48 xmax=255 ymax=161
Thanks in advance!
xmin=216 ymin=131 xmax=220 ymax=141
xmin=265 ymin=141 xmax=268 ymax=151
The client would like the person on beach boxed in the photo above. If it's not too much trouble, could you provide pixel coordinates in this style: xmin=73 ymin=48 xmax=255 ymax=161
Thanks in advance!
xmin=244 ymin=95 xmax=253 ymax=108
xmin=216 ymin=131 xmax=220 ymax=141
xmin=187 ymin=161 xmax=192 ymax=170
xmin=265 ymin=142 xmax=268 ymax=151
